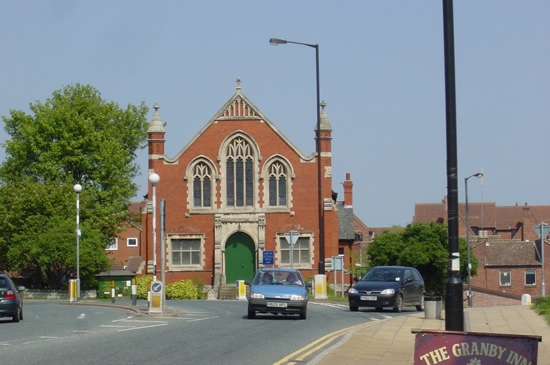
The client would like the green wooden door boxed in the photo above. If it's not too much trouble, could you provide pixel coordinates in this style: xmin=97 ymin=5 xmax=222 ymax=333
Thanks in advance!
xmin=225 ymin=232 xmax=255 ymax=283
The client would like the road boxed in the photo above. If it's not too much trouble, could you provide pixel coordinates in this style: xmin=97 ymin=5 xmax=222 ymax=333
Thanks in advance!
xmin=0 ymin=299 xmax=417 ymax=364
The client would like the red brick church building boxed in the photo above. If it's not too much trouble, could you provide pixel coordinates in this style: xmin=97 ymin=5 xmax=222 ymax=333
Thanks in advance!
xmin=140 ymin=79 xmax=353 ymax=292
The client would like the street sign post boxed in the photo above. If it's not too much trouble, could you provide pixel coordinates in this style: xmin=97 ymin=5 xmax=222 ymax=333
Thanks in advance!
xmin=284 ymin=230 xmax=300 ymax=269
xmin=534 ymin=222 xmax=550 ymax=296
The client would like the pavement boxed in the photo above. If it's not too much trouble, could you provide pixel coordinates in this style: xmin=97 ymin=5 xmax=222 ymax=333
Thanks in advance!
xmin=308 ymin=305 xmax=550 ymax=365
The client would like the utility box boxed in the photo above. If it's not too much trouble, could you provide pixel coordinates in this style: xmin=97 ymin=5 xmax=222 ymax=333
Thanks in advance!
xmin=424 ymin=296 xmax=442 ymax=319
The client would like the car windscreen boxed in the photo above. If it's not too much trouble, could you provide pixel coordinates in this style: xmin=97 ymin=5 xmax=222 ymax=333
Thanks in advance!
xmin=362 ymin=268 xmax=402 ymax=282
xmin=253 ymin=271 xmax=304 ymax=286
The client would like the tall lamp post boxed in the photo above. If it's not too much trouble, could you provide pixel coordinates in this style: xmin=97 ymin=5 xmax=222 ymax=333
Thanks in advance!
xmin=465 ymin=172 xmax=483 ymax=307
xmin=74 ymin=183 xmax=82 ymax=300
xmin=149 ymin=173 xmax=160 ymax=281
xmin=269 ymin=37 xmax=325 ymax=274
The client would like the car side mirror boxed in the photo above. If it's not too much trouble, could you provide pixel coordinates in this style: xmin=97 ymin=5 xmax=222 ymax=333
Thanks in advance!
xmin=353 ymin=276 xmax=359 ymax=282
xmin=244 ymin=280 xmax=251 ymax=286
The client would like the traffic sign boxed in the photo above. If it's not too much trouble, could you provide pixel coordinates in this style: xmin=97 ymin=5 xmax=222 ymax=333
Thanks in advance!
xmin=284 ymin=230 xmax=300 ymax=246
xmin=263 ymin=250 xmax=274 ymax=265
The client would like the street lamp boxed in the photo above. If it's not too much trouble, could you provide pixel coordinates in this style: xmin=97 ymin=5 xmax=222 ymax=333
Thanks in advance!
xmin=74 ymin=183 xmax=82 ymax=300
xmin=269 ymin=37 xmax=325 ymax=274
xmin=465 ymin=172 xmax=483 ymax=307
xmin=149 ymin=173 xmax=160 ymax=281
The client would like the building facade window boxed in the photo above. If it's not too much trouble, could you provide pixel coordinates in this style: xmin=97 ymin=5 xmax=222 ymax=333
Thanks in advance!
xmin=499 ymin=270 xmax=511 ymax=286
xmin=127 ymin=238 xmax=138 ymax=247
xmin=193 ymin=162 xmax=212 ymax=207
xmin=269 ymin=162 xmax=287 ymax=206
xmin=168 ymin=235 xmax=204 ymax=270
xmin=525 ymin=270 xmax=536 ymax=286
xmin=226 ymin=137 xmax=254 ymax=207
xmin=279 ymin=235 xmax=311 ymax=268
xmin=106 ymin=238 xmax=118 ymax=250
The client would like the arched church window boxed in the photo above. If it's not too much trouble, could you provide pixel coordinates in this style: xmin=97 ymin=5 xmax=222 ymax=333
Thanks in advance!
xmin=226 ymin=137 xmax=254 ymax=207
xmin=193 ymin=162 xmax=211 ymax=207
xmin=269 ymin=162 xmax=287 ymax=206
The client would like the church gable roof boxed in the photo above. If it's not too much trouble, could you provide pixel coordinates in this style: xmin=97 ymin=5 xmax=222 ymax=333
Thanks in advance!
xmin=165 ymin=78 xmax=315 ymax=164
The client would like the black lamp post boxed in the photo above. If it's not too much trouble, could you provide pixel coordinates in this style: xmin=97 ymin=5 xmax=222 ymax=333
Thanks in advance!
xmin=269 ymin=38 xmax=325 ymax=274
xmin=465 ymin=172 xmax=483 ymax=307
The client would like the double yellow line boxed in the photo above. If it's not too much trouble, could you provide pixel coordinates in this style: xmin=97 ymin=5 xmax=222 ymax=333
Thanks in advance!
xmin=274 ymin=321 xmax=377 ymax=365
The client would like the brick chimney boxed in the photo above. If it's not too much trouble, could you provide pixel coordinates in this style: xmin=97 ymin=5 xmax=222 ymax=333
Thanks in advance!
xmin=344 ymin=173 xmax=353 ymax=206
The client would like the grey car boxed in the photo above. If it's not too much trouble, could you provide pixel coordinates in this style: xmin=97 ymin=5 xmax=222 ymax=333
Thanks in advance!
xmin=0 ymin=274 xmax=24 ymax=322
xmin=247 ymin=268 xmax=309 ymax=319
xmin=348 ymin=266 xmax=425 ymax=312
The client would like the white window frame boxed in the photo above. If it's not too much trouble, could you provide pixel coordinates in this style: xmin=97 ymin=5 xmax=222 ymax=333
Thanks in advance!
xmin=167 ymin=234 xmax=204 ymax=271
xmin=525 ymin=270 xmax=536 ymax=286
xmin=106 ymin=238 xmax=118 ymax=251
xmin=499 ymin=270 xmax=511 ymax=286
xmin=278 ymin=234 xmax=312 ymax=269
xmin=127 ymin=237 xmax=138 ymax=247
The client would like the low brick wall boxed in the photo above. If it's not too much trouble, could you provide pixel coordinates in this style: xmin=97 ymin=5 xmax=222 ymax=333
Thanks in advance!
xmin=22 ymin=289 xmax=97 ymax=300
xmin=464 ymin=289 xmax=521 ymax=307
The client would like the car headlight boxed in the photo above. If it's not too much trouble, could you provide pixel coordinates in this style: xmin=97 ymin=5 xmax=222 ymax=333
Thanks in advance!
xmin=290 ymin=295 xmax=305 ymax=301
xmin=380 ymin=289 xmax=395 ymax=295
xmin=348 ymin=288 xmax=358 ymax=294
xmin=250 ymin=293 xmax=265 ymax=299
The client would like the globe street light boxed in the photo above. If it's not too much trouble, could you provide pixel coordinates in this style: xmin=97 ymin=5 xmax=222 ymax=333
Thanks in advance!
xmin=269 ymin=37 xmax=325 ymax=274
xmin=149 ymin=173 xmax=160 ymax=280
xmin=465 ymin=172 xmax=483 ymax=307
xmin=74 ymin=183 xmax=82 ymax=300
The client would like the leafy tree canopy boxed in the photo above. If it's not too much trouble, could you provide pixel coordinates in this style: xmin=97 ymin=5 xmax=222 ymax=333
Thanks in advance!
xmin=363 ymin=222 xmax=478 ymax=295
xmin=0 ymin=84 xmax=149 ymax=288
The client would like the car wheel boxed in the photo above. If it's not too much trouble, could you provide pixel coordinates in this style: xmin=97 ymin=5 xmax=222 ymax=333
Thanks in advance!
xmin=375 ymin=307 xmax=383 ymax=312
xmin=393 ymin=295 xmax=403 ymax=313
xmin=349 ymin=305 xmax=358 ymax=312
xmin=12 ymin=307 xmax=20 ymax=323
xmin=299 ymin=307 xmax=307 ymax=320
xmin=247 ymin=306 xmax=255 ymax=319
xmin=416 ymin=295 xmax=425 ymax=311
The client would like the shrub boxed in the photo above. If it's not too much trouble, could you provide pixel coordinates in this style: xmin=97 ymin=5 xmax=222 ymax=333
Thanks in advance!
xmin=165 ymin=279 xmax=205 ymax=300
xmin=136 ymin=275 xmax=153 ymax=300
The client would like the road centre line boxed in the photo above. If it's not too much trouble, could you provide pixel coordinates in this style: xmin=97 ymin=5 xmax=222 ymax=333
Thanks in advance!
xmin=273 ymin=320 xmax=384 ymax=365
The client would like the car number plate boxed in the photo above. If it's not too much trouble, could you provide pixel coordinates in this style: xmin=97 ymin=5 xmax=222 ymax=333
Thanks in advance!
xmin=267 ymin=302 xmax=287 ymax=308
xmin=360 ymin=295 xmax=377 ymax=301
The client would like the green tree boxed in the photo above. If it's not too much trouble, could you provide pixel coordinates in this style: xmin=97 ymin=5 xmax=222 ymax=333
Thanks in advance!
xmin=0 ymin=84 xmax=149 ymax=288
xmin=366 ymin=222 xmax=478 ymax=295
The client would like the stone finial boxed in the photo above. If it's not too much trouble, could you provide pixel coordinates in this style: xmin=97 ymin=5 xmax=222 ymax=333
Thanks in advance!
xmin=316 ymin=100 xmax=333 ymax=132
xmin=147 ymin=102 xmax=165 ymax=134
xmin=236 ymin=77 xmax=242 ymax=93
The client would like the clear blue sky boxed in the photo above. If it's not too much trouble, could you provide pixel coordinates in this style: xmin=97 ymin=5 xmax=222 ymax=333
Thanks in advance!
xmin=1 ymin=1 xmax=548 ymax=227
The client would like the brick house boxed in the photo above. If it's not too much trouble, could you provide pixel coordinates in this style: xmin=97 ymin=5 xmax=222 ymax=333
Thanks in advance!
xmin=106 ymin=201 xmax=146 ymax=272
xmin=139 ymin=80 xmax=356 ymax=293
xmin=414 ymin=199 xmax=550 ymax=301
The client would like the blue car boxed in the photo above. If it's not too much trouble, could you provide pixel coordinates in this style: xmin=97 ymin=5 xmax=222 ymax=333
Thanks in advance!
xmin=247 ymin=269 xmax=309 ymax=319
xmin=0 ymin=274 xmax=25 ymax=322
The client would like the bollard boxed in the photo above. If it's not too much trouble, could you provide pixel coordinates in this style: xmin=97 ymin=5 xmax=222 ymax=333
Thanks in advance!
xmin=111 ymin=281 xmax=115 ymax=304
xmin=131 ymin=278 xmax=137 ymax=306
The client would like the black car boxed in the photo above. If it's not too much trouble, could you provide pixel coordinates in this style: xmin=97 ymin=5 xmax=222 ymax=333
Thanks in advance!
xmin=348 ymin=266 xmax=425 ymax=313
xmin=0 ymin=274 xmax=24 ymax=322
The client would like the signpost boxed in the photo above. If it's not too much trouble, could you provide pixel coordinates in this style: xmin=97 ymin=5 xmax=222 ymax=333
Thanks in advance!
xmin=332 ymin=256 xmax=345 ymax=297
xmin=284 ymin=231 xmax=300 ymax=269
xmin=534 ymin=222 xmax=550 ymax=297
xmin=149 ymin=281 xmax=164 ymax=314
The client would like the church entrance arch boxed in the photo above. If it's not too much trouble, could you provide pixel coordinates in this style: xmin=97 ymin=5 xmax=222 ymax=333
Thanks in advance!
xmin=225 ymin=232 xmax=255 ymax=283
